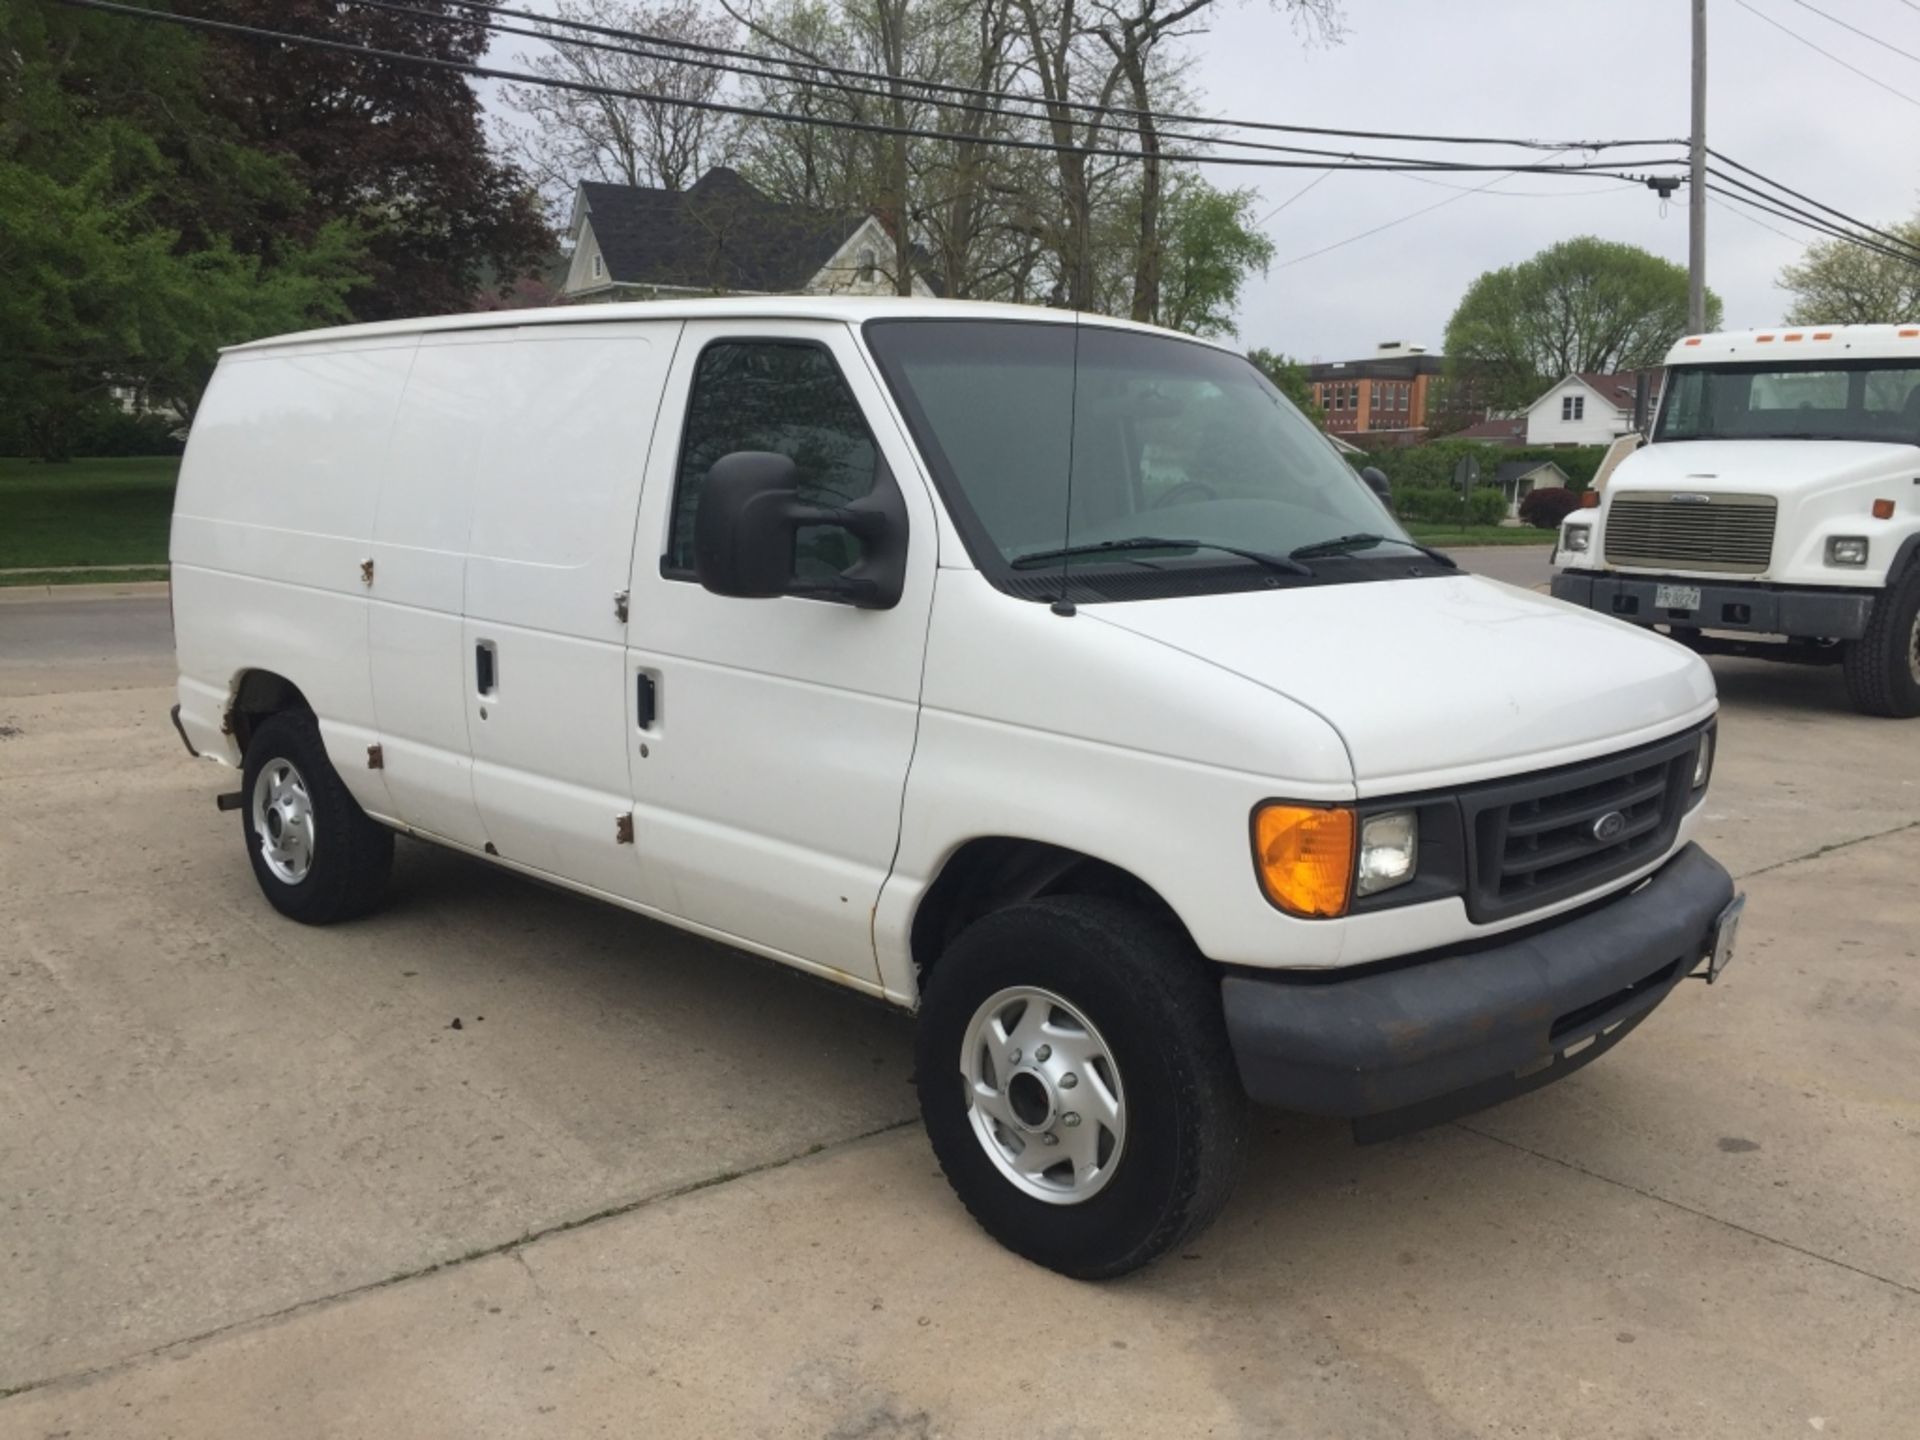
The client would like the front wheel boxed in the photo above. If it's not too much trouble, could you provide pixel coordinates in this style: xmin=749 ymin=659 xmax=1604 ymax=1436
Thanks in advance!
xmin=241 ymin=711 xmax=394 ymax=923
xmin=1842 ymin=570 xmax=1920 ymax=718
xmin=915 ymin=897 xmax=1248 ymax=1279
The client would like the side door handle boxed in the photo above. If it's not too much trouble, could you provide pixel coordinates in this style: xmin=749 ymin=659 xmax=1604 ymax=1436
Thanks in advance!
xmin=636 ymin=671 xmax=657 ymax=730
xmin=475 ymin=641 xmax=497 ymax=697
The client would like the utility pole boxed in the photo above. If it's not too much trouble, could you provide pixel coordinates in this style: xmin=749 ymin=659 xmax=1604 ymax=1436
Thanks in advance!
xmin=1689 ymin=0 xmax=1708 ymax=333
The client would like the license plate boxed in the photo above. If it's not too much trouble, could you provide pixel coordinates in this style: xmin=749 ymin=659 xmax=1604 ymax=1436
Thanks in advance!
xmin=1656 ymin=583 xmax=1702 ymax=611
xmin=1706 ymin=894 xmax=1745 ymax=983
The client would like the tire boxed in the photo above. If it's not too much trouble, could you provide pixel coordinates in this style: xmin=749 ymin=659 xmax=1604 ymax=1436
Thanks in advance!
xmin=240 ymin=710 xmax=394 ymax=924
xmin=1842 ymin=569 xmax=1920 ymax=718
xmin=914 ymin=896 xmax=1248 ymax=1279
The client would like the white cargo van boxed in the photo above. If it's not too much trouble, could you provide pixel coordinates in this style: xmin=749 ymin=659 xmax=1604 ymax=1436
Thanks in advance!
xmin=170 ymin=299 xmax=1740 ymax=1277
xmin=1553 ymin=326 xmax=1920 ymax=716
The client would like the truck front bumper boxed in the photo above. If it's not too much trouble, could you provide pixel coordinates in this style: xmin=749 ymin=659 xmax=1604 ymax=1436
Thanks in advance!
xmin=1220 ymin=844 xmax=1736 ymax=1142
xmin=1551 ymin=570 xmax=1875 ymax=640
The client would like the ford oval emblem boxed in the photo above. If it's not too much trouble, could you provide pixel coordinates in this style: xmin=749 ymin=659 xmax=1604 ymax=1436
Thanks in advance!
xmin=1669 ymin=492 xmax=1711 ymax=504
xmin=1591 ymin=810 xmax=1628 ymax=843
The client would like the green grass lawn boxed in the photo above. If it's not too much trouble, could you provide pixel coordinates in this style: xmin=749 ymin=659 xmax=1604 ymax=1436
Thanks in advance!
xmin=1405 ymin=523 xmax=1556 ymax=548
xmin=0 ymin=455 xmax=180 ymax=574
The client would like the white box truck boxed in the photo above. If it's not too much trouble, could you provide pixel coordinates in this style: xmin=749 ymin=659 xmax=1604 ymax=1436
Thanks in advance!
xmin=1553 ymin=325 xmax=1920 ymax=716
xmin=169 ymin=298 xmax=1740 ymax=1276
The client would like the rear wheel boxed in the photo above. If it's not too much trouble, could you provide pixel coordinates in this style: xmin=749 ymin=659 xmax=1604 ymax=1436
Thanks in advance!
xmin=1842 ymin=570 xmax=1920 ymax=718
xmin=915 ymin=896 xmax=1248 ymax=1279
xmin=241 ymin=711 xmax=393 ymax=923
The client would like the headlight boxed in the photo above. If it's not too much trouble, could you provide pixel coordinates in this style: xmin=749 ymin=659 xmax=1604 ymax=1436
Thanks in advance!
xmin=1693 ymin=729 xmax=1714 ymax=790
xmin=1561 ymin=525 xmax=1592 ymax=554
xmin=1252 ymin=804 xmax=1354 ymax=917
xmin=1356 ymin=810 xmax=1419 ymax=897
xmin=1826 ymin=536 xmax=1869 ymax=567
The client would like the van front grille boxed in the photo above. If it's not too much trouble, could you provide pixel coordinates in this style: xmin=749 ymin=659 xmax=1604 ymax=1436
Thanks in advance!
xmin=1603 ymin=492 xmax=1777 ymax=574
xmin=1458 ymin=728 xmax=1704 ymax=923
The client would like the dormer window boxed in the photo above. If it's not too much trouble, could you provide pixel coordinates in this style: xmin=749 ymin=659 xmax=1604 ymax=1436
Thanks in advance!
xmin=591 ymin=252 xmax=603 ymax=280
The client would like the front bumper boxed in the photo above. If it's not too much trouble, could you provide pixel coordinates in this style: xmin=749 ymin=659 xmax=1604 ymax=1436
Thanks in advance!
xmin=1221 ymin=843 xmax=1735 ymax=1141
xmin=1551 ymin=571 xmax=1875 ymax=640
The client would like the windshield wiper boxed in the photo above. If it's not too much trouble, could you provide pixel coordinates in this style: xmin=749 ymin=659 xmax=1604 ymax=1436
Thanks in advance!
xmin=1010 ymin=535 xmax=1314 ymax=576
xmin=1289 ymin=532 xmax=1458 ymax=568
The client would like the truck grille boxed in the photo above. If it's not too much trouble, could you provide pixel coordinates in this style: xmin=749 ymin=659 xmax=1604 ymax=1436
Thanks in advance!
xmin=1603 ymin=492 xmax=1777 ymax=574
xmin=1459 ymin=727 xmax=1704 ymax=923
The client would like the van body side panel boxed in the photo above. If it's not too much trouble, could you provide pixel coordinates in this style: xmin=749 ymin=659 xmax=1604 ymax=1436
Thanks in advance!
xmin=458 ymin=322 xmax=679 ymax=898
xmin=170 ymin=339 xmax=418 ymax=813
xmin=624 ymin=320 xmax=939 ymax=983
xmin=366 ymin=331 xmax=500 ymax=848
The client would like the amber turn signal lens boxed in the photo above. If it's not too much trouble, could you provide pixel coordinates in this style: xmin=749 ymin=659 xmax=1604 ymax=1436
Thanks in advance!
xmin=1253 ymin=804 xmax=1355 ymax=918
xmin=1873 ymin=498 xmax=1895 ymax=520
xmin=1580 ymin=490 xmax=1600 ymax=508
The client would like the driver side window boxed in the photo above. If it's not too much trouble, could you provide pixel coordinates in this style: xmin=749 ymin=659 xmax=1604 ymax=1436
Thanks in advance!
xmin=666 ymin=341 xmax=878 ymax=580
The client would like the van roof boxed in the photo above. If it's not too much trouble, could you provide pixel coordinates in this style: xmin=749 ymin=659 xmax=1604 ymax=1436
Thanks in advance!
xmin=1666 ymin=323 xmax=1920 ymax=366
xmin=223 ymin=295 xmax=1232 ymax=355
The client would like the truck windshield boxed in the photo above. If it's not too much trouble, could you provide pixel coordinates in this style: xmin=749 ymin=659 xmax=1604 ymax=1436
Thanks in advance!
xmin=1656 ymin=359 xmax=1920 ymax=444
xmin=862 ymin=319 xmax=1409 ymax=594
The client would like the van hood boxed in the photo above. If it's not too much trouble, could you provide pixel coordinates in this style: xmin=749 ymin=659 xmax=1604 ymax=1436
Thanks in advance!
xmin=1614 ymin=438 xmax=1918 ymax=496
xmin=1086 ymin=574 xmax=1714 ymax=791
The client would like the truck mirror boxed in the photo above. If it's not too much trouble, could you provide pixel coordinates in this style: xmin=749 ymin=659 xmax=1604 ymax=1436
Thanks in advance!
xmin=1360 ymin=466 xmax=1392 ymax=502
xmin=693 ymin=451 xmax=907 ymax=609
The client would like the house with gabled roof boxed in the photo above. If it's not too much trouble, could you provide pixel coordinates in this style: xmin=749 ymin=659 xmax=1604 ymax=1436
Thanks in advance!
xmin=1524 ymin=370 xmax=1663 ymax=446
xmin=561 ymin=168 xmax=936 ymax=302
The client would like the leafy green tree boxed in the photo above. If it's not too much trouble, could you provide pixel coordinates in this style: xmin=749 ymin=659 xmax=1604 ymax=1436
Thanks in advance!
xmin=1443 ymin=237 xmax=1720 ymax=411
xmin=1155 ymin=180 xmax=1274 ymax=338
xmin=0 ymin=1 xmax=362 ymax=458
xmin=1246 ymin=347 xmax=1323 ymax=425
xmin=1779 ymin=218 xmax=1920 ymax=324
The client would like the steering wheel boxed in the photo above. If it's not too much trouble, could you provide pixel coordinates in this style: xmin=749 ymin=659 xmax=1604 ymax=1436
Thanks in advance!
xmin=1150 ymin=479 xmax=1218 ymax=509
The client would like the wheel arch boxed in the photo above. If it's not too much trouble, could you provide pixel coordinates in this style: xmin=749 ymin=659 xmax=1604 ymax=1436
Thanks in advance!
xmin=909 ymin=836 xmax=1196 ymax=981
xmin=225 ymin=669 xmax=315 ymax=755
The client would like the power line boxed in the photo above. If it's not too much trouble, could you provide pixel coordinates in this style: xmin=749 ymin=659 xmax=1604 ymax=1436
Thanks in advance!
xmin=351 ymin=0 xmax=1646 ymax=172
xmin=1733 ymin=0 xmax=1920 ymax=108
xmin=1277 ymin=154 xmax=1575 ymax=268
xmin=1704 ymin=182 xmax=1920 ymax=266
xmin=424 ymin=0 xmax=1680 ymax=154
xmin=1708 ymin=193 xmax=1803 ymax=245
xmin=1706 ymin=152 xmax=1920 ymax=257
xmin=1781 ymin=0 xmax=1920 ymax=67
xmin=49 ymin=0 xmax=1679 ymax=180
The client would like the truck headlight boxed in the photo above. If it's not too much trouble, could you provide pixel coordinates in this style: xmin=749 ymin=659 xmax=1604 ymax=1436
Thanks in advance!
xmin=1561 ymin=525 xmax=1592 ymax=555
xmin=1356 ymin=810 xmax=1418 ymax=897
xmin=1826 ymin=536 xmax=1869 ymax=567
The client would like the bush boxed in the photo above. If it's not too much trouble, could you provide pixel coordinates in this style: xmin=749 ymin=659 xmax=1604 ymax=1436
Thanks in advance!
xmin=0 ymin=399 xmax=184 ymax=459
xmin=1352 ymin=439 xmax=1609 ymax=494
xmin=1519 ymin=486 xmax=1581 ymax=529
xmin=1392 ymin=483 xmax=1509 ymax=527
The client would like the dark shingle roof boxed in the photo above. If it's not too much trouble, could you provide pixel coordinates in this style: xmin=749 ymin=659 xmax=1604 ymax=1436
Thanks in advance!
xmin=578 ymin=169 xmax=874 ymax=293
xmin=1493 ymin=459 xmax=1568 ymax=486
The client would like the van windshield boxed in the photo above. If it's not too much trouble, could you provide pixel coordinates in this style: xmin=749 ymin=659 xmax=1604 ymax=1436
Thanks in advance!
xmin=863 ymin=319 xmax=1414 ymax=597
xmin=1656 ymin=359 xmax=1920 ymax=445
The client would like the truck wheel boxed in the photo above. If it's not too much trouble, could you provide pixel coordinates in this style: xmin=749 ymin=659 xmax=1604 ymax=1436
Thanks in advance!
xmin=1842 ymin=570 xmax=1920 ymax=718
xmin=915 ymin=896 xmax=1248 ymax=1279
xmin=241 ymin=711 xmax=394 ymax=924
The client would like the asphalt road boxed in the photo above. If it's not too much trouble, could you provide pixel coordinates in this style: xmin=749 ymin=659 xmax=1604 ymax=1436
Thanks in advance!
xmin=3 ymin=583 xmax=1916 ymax=1438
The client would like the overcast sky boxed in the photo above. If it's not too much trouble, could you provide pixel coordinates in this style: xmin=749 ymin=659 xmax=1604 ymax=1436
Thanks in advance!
xmin=1206 ymin=0 xmax=1917 ymax=361
xmin=484 ymin=0 xmax=1918 ymax=362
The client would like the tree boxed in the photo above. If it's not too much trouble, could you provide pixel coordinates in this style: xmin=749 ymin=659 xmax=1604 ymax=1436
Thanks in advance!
xmin=1779 ymin=220 xmax=1920 ymax=325
xmin=1154 ymin=179 xmax=1272 ymax=337
xmin=0 ymin=1 xmax=361 ymax=458
xmin=195 ymin=0 xmax=552 ymax=321
xmin=1247 ymin=347 xmax=1323 ymax=425
xmin=1444 ymin=237 xmax=1721 ymax=411
xmin=502 ymin=0 xmax=743 ymax=212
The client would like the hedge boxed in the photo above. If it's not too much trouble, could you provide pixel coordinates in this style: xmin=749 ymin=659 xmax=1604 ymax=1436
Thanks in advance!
xmin=1391 ymin=484 xmax=1509 ymax=527
xmin=1351 ymin=438 xmax=1609 ymax=493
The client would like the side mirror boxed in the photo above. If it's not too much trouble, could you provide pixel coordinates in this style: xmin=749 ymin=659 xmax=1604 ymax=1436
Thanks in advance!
xmin=1360 ymin=465 xmax=1392 ymax=502
xmin=692 ymin=451 xmax=907 ymax=609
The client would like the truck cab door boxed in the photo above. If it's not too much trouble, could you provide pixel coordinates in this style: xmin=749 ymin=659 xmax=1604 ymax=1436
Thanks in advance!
xmin=624 ymin=320 xmax=938 ymax=986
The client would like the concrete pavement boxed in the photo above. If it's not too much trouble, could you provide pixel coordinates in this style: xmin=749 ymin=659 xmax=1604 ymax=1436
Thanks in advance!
xmin=3 ymin=590 xmax=1916 ymax=1438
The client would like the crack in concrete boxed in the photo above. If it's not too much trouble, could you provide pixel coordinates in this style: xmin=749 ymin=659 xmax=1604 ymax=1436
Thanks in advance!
xmin=1733 ymin=818 xmax=1920 ymax=882
xmin=1456 ymin=1122 xmax=1920 ymax=1299
xmin=0 ymin=1115 xmax=918 ymax=1404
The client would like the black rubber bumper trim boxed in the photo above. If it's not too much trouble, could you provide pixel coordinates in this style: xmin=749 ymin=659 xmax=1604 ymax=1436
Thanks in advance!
xmin=1551 ymin=571 xmax=1875 ymax=639
xmin=1221 ymin=843 xmax=1734 ymax=1140
xmin=169 ymin=702 xmax=200 ymax=759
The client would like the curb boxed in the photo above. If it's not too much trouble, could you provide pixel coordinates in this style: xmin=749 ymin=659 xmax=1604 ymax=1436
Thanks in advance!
xmin=0 ymin=580 xmax=172 ymax=605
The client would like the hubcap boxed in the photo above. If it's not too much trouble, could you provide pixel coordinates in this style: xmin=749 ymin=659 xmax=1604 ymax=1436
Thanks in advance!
xmin=251 ymin=758 xmax=315 ymax=885
xmin=959 ymin=986 xmax=1126 ymax=1205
